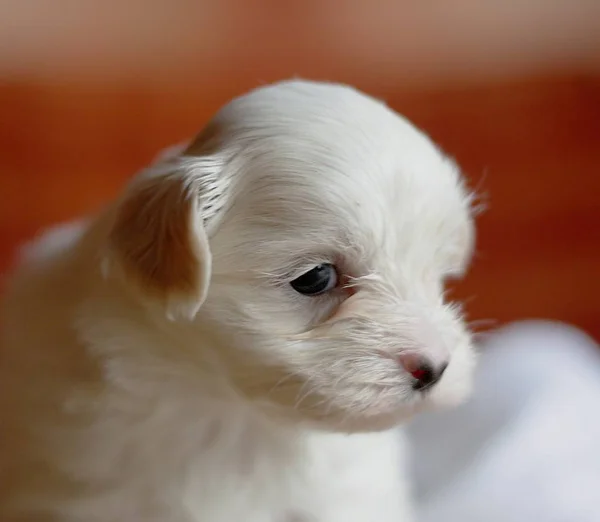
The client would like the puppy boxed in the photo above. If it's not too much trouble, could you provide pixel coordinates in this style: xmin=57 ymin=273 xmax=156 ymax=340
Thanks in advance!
xmin=0 ymin=80 xmax=476 ymax=522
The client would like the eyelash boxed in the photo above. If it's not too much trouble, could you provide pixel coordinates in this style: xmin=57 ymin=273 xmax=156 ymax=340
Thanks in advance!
xmin=287 ymin=257 xmax=337 ymax=281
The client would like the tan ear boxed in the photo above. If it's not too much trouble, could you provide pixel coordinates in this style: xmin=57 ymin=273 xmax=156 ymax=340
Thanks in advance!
xmin=109 ymin=169 xmax=211 ymax=321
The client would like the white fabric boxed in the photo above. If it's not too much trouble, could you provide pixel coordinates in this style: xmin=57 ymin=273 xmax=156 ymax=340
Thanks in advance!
xmin=409 ymin=320 xmax=600 ymax=522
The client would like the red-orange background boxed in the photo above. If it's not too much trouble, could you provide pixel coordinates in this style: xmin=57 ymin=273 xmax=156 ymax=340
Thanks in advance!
xmin=1 ymin=1 xmax=599 ymax=339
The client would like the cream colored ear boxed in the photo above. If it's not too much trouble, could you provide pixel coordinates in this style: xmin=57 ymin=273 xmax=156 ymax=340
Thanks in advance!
xmin=109 ymin=168 xmax=211 ymax=321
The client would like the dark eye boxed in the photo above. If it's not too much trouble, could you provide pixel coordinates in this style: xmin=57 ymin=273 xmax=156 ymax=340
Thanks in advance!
xmin=290 ymin=264 xmax=338 ymax=296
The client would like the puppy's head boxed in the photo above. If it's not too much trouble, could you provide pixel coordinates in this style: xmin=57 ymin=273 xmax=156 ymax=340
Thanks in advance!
xmin=108 ymin=80 xmax=477 ymax=432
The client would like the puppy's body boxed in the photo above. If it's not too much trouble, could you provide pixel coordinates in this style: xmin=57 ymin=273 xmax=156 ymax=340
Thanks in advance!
xmin=1 ymin=81 xmax=475 ymax=521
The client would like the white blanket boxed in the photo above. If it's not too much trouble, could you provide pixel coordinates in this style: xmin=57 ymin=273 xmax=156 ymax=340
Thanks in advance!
xmin=409 ymin=320 xmax=600 ymax=522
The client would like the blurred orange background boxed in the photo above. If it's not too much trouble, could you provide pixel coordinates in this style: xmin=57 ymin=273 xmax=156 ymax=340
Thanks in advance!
xmin=1 ymin=1 xmax=599 ymax=339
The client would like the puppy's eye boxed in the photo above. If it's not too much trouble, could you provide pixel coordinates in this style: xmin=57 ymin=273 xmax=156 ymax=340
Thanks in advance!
xmin=290 ymin=264 xmax=338 ymax=296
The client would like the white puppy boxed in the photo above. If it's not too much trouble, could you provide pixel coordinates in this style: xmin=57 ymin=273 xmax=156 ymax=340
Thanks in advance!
xmin=0 ymin=80 xmax=476 ymax=522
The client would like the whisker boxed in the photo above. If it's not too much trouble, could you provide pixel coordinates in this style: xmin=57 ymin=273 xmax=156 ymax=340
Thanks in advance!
xmin=293 ymin=374 xmax=319 ymax=410
xmin=468 ymin=318 xmax=498 ymax=331
xmin=266 ymin=372 xmax=298 ymax=397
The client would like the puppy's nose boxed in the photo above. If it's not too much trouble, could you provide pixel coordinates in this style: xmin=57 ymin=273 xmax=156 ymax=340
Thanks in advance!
xmin=410 ymin=362 xmax=448 ymax=391
xmin=398 ymin=353 xmax=448 ymax=391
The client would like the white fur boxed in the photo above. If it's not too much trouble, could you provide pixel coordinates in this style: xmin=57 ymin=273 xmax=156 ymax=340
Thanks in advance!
xmin=0 ymin=80 xmax=476 ymax=521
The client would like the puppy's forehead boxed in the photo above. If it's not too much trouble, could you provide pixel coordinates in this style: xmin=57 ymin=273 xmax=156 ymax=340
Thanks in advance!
xmin=215 ymin=80 xmax=432 ymax=181
xmin=207 ymin=81 xmax=469 ymax=250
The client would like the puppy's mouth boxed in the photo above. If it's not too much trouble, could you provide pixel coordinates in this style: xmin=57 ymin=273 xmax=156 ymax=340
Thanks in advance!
xmin=231 ymin=344 xmax=465 ymax=433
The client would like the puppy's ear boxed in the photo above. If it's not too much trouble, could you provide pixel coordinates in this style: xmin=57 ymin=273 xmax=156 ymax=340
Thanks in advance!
xmin=108 ymin=164 xmax=211 ymax=321
xmin=107 ymin=125 xmax=229 ymax=320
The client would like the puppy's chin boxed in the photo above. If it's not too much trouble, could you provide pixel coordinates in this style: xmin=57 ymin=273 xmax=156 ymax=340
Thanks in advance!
xmin=241 ymin=378 xmax=422 ymax=434
xmin=257 ymin=397 xmax=419 ymax=434
xmin=294 ymin=374 xmax=474 ymax=434
xmin=241 ymin=364 xmax=475 ymax=434
xmin=307 ymin=409 xmax=418 ymax=434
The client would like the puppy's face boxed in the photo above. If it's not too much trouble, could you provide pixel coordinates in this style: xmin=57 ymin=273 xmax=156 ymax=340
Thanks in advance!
xmin=110 ymin=81 xmax=476 ymax=432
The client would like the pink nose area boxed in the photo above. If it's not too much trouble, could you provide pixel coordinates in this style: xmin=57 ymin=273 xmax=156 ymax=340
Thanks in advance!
xmin=397 ymin=352 xmax=423 ymax=374
xmin=397 ymin=353 xmax=448 ymax=391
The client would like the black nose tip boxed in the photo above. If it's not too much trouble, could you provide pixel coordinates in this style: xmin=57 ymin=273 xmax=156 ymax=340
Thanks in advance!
xmin=411 ymin=362 xmax=448 ymax=391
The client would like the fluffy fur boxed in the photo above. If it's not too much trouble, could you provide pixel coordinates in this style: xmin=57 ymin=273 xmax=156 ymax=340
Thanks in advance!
xmin=0 ymin=80 xmax=476 ymax=521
